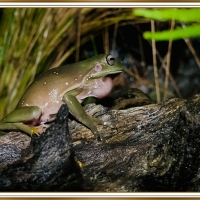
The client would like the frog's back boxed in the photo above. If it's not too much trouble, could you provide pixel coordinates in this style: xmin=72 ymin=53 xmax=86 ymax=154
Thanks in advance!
xmin=17 ymin=63 xmax=90 ymax=108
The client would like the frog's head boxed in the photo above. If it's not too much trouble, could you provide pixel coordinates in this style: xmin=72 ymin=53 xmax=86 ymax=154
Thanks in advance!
xmin=81 ymin=54 xmax=124 ymax=99
xmin=83 ymin=54 xmax=124 ymax=84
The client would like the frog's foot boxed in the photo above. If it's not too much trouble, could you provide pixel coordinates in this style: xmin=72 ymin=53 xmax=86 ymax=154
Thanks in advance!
xmin=87 ymin=105 xmax=116 ymax=129
xmin=89 ymin=117 xmax=116 ymax=143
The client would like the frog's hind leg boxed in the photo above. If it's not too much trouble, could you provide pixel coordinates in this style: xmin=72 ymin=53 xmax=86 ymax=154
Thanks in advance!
xmin=0 ymin=106 xmax=42 ymax=136
xmin=0 ymin=122 xmax=40 ymax=136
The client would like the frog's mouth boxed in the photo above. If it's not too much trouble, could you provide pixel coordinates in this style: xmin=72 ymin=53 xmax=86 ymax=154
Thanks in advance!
xmin=92 ymin=69 xmax=123 ymax=79
xmin=103 ymin=73 xmax=120 ymax=82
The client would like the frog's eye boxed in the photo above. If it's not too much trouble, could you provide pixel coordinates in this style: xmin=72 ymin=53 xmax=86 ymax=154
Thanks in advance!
xmin=106 ymin=55 xmax=115 ymax=66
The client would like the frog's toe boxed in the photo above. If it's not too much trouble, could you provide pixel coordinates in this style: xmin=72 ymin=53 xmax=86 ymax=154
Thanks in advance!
xmin=91 ymin=128 xmax=104 ymax=142
xmin=31 ymin=127 xmax=40 ymax=136
xmin=95 ymin=131 xmax=105 ymax=142
xmin=32 ymin=124 xmax=50 ymax=136
xmin=87 ymin=105 xmax=102 ymax=116
xmin=100 ymin=134 xmax=106 ymax=143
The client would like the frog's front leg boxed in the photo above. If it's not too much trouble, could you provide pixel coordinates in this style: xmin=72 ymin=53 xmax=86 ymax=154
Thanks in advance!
xmin=0 ymin=106 xmax=42 ymax=136
xmin=63 ymin=91 xmax=104 ymax=141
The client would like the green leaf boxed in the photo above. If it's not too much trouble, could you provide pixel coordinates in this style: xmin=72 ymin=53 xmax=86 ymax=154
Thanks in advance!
xmin=133 ymin=8 xmax=200 ymax=22
xmin=143 ymin=24 xmax=200 ymax=41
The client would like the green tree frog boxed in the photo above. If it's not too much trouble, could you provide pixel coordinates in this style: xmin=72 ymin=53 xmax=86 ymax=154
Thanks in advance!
xmin=0 ymin=54 xmax=124 ymax=140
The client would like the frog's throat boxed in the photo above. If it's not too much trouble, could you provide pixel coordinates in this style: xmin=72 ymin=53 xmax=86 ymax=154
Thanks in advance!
xmin=78 ymin=76 xmax=113 ymax=100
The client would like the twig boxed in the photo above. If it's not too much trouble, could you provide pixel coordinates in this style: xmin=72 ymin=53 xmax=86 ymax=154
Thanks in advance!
xmin=162 ymin=55 xmax=183 ymax=98
xmin=112 ymin=22 xmax=119 ymax=52
xmin=137 ymin=25 xmax=146 ymax=76
xmin=151 ymin=20 xmax=160 ymax=103
xmin=145 ymin=26 xmax=182 ymax=99
xmin=184 ymin=38 xmax=200 ymax=69
xmin=111 ymin=8 xmax=121 ymax=52
xmin=104 ymin=26 xmax=109 ymax=54
xmin=76 ymin=10 xmax=81 ymax=62
xmin=124 ymin=67 xmax=177 ymax=98
xmin=163 ymin=20 xmax=175 ymax=100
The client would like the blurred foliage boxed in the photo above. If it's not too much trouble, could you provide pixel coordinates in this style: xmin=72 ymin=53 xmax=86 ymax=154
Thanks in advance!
xmin=143 ymin=25 xmax=200 ymax=41
xmin=134 ymin=8 xmax=200 ymax=22
xmin=133 ymin=8 xmax=200 ymax=41
xmin=0 ymin=8 xmax=133 ymax=119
